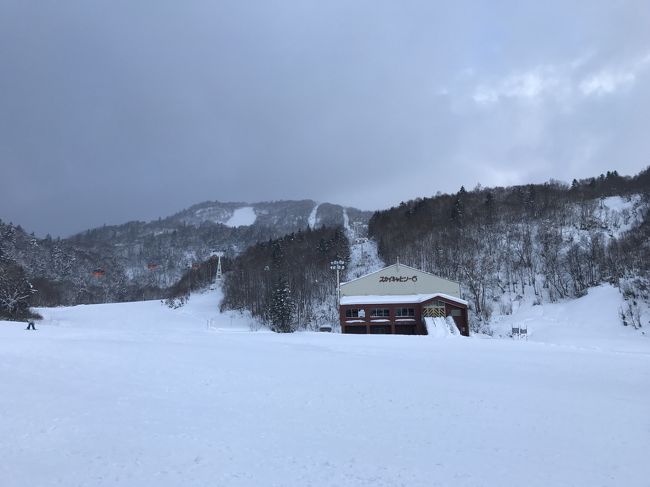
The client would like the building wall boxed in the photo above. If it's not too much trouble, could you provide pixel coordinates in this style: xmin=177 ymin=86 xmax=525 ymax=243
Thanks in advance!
xmin=340 ymin=296 xmax=469 ymax=336
xmin=340 ymin=264 xmax=461 ymax=298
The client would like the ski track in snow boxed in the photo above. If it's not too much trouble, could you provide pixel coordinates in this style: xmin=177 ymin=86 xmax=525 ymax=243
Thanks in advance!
xmin=1 ymin=290 xmax=649 ymax=486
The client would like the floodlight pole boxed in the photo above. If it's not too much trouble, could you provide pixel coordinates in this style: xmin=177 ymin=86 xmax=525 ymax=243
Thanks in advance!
xmin=335 ymin=267 xmax=340 ymax=303
xmin=330 ymin=259 xmax=345 ymax=305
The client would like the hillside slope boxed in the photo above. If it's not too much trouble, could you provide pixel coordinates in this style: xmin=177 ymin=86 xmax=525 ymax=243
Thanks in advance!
xmin=491 ymin=284 xmax=648 ymax=351
xmin=369 ymin=169 xmax=650 ymax=332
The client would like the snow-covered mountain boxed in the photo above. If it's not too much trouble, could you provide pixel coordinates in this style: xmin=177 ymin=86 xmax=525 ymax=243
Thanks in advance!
xmin=0 ymin=200 xmax=372 ymax=307
xmin=166 ymin=199 xmax=371 ymax=231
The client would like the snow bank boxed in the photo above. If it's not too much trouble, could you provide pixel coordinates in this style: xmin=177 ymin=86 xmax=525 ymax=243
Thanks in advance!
xmin=225 ymin=207 xmax=257 ymax=227
xmin=424 ymin=316 xmax=460 ymax=337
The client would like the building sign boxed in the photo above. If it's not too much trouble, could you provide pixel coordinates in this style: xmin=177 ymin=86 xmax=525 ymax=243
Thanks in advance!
xmin=379 ymin=275 xmax=418 ymax=283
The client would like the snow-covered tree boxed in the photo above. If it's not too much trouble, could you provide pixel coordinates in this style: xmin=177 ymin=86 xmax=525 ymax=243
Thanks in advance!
xmin=270 ymin=276 xmax=294 ymax=333
xmin=0 ymin=260 xmax=35 ymax=320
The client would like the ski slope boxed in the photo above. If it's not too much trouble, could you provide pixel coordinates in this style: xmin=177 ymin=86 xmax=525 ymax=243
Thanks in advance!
xmin=225 ymin=207 xmax=257 ymax=227
xmin=342 ymin=207 xmax=385 ymax=280
xmin=308 ymin=203 xmax=320 ymax=228
xmin=1 ymin=288 xmax=649 ymax=486
xmin=491 ymin=284 xmax=648 ymax=352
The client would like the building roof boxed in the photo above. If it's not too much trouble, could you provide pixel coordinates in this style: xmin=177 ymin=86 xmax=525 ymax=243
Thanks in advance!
xmin=340 ymin=263 xmax=460 ymax=287
xmin=339 ymin=263 xmax=462 ymax=300
xmin=340 ymin=293 xmax=468 ymax=306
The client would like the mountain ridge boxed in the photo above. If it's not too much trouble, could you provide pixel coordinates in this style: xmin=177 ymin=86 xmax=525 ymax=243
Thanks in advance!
xmin=1 ymin=198 xmax=372 ymax=309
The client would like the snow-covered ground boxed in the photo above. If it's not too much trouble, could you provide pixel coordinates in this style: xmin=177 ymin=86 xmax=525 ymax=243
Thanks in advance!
xmin=491 ymin=284 xmax=648 ymax=352
xmin=595 ymin=194 xmax=643 ymax=238
xmin=1 ymin=288 xmax=649 ymax=486
xmin=225 ymin=207 xmax=257 ymax=227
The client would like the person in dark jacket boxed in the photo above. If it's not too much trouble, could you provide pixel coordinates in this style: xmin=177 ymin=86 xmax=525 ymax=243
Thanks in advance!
xmin=26 ymin=320 xmax=36 ymax=330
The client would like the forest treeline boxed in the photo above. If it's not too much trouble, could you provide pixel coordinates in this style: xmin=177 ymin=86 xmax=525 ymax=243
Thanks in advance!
xmin=219 ymin=227 xmax=349 ymax=331
xmin=0 ymin=213 xmax=242 ymax=319
xmin=369 ymin=168 xmax=650 ymax=331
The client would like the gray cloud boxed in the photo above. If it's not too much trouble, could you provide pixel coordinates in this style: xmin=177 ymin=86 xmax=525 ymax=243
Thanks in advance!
xmin=1 ymin=0 xmax=649 ymax=236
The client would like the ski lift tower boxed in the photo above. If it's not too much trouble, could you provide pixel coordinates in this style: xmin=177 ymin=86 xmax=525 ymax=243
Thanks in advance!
xmin=213 ymin=251 xmax=225 ymax=280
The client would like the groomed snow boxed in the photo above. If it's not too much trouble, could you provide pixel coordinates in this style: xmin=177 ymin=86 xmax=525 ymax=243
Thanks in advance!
xmin=1 ymin=287 xmax=649 ymax=486
xmin=224 ymin=207 xmax=257 ymax=227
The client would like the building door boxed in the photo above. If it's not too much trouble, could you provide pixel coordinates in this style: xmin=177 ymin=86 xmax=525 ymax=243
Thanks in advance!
xmin=422 ymin=301 xmax=446 ymax=318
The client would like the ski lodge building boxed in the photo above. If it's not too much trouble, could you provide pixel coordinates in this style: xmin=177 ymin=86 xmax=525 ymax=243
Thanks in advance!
xmin=339 ymin=263 xmax=469 ymax=336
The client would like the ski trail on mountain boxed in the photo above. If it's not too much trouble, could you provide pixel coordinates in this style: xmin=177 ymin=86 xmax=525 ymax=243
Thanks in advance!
xmin=342 ymin=207 xmax=384 ymax=280
xmin=308 ymin=203 xmax=320 ymax=228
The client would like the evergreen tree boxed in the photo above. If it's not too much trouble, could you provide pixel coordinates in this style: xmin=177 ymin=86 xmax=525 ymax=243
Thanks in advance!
xmin=484 ymin=191 xmax=495 ymax=223
xmin=270 ymin=276 xmax=294 ymax=333
xmin=271 ymin=241 xmax=285 ymax=271
xmin=451 ymin=191 xmax=465 ymax=226
xmin=525 ymin=185 xmax=537 ymax=216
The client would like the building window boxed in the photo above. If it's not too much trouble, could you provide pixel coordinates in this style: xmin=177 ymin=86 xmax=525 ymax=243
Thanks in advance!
xmin=396 ymin=308 xmax=415 ymax=317
xmin=371 ymin=308 xmax=390 ymax=317
xmin=451 ymin=309 xmax=462 ymax=317
xmin=345 ymin=308 xmax=364 ymax=318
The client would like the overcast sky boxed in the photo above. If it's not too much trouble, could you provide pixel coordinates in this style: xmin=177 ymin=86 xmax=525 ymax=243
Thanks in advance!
xmin=1 ymin=1 xmax=649 ymax=237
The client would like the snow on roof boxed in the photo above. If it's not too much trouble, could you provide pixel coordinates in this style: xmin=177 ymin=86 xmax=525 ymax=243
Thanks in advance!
xmin=340 ymin=293 xmax=468 ymax=306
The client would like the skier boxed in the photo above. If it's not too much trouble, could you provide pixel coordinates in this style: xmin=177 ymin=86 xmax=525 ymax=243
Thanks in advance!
xmin=25 ymin=320 xmax=36 ymax=331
